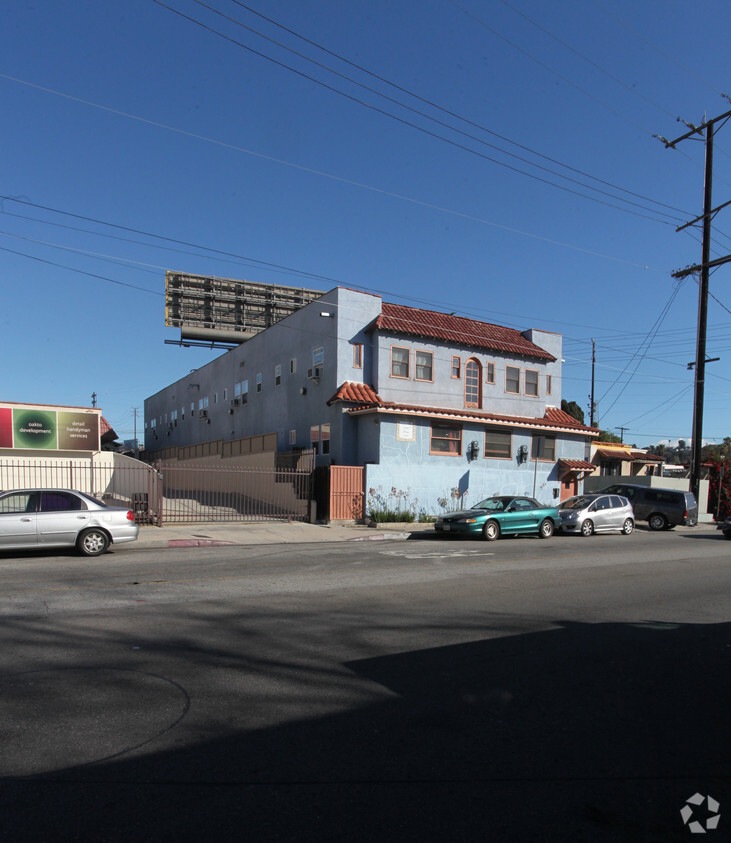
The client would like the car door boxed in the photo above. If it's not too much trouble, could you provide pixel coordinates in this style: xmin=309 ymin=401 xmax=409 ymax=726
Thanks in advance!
xmin=591 ymin=495 xmax=614 ymax=532
xmin=501 ymin=498 xmax=538 ymax=534
xmin=36 ymin=491 xmax=91 ymax=547
xmin=0 ymin=491 xmax=39 ymax=548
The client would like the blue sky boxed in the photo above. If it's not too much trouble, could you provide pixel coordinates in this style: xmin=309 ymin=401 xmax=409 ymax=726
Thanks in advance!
xmin=2 ymin=0 xmax=730 ymax=446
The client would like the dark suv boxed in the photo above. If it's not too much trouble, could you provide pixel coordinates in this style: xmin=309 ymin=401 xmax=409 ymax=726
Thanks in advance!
xmin=599 ymin=484 xmax=698 ymax=530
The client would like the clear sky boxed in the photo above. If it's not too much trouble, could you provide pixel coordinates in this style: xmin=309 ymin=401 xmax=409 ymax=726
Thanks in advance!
xmin=2 ymin=0 xmax=730 ymax=447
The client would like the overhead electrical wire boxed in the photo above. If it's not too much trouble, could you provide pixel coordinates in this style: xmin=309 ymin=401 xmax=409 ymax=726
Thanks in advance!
xmin=152 ymin=0 xmax=687 ymax=226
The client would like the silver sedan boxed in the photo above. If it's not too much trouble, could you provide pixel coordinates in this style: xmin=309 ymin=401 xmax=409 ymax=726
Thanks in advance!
xmin=0 ymin=488 xmax=139 ymax=556
xmin=558 ymin=493 xmax=634 ymax=537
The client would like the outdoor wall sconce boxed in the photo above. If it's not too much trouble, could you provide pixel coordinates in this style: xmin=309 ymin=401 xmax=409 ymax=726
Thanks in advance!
xmin=518 ymin=445 xmax=529 ymax=463
xmin=468 ymin=440 xmax=480 ymax=461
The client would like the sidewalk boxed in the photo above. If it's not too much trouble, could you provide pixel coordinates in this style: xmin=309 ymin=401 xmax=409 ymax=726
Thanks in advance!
xmin=133 ymin=520 xmax=435 ymax=549
xmin=132 ymin=519 xmax=718 ymax=549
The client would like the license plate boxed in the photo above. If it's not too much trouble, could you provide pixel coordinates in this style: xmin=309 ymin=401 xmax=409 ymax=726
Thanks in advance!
xmin=443 ymin=524 xmax=451 ymax=531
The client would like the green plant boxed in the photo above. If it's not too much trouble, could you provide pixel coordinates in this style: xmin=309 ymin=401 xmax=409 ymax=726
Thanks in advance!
xmin=367 ymin=485 xmax=418 ymax=523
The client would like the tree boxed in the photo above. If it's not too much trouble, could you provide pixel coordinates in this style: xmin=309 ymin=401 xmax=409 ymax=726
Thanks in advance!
xmin=561 ymin=399 xmax=585 ymax=425
xmin=597 ymin=430 xmax=622 ymax=443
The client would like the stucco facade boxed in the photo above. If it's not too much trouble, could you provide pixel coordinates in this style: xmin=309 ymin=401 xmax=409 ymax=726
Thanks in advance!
xmin=144 ymin=287 xmax=598 ymax=516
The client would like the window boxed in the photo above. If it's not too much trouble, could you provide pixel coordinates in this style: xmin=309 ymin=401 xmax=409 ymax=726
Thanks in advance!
xmin=234 ymin=382 xmax=241 ymax=397
xmin=430 ymin=423 xmax=462 ymax=455
xmin=214 ymin=393 xmax=218 ymax=405
xmin=546 ymin=374 xmax=552 ymax=395
xmin=310 ymin=424 xmax=320 ymax=454
xmin=41 ymin=491 xmax=84 ymax=512
xmin=275 ymin=364 xmax=282 ymax=386
xmin=313 ymin=347 xmax=324 ymax=367
xmin=256 ymin=373 xmax=262 ymax=393
xmin=415 ymin=350 xmax=433 ymax=381
xmin=525 ymin=369 xmax=539 ymax=397
xmin=0 ymin=492 xmax=35 ymax=513
xmin=465 ymin=359 xmax=482 ymax=408
xmin=506 ymin=366 xmax=520 ymax=394
xmin=321 ymin=423 xmax=330 ymax=455
xmin=532 ymin=434 xmax=556 ymax=461
xmin=451 ymin=356 xmax=461 ymax=379
xmin=391 ymin=346 xmax=410 ymax=378
xmin=486 ymin=362 xmax=495 ymax=384
xmin=223 ymin=388 xmax=228 ymax=401
xmin=289 ymin=429 xmax=296 ymax=446
xmin=241 ymin=380 xmax=248 ymax=404
xmin=290 ymin=358 xmax=297 ymax=374
xmin=484 ymin=428 xmax=511 ymax=459
xmin=353 ymin=344 xmax=363 ymax=368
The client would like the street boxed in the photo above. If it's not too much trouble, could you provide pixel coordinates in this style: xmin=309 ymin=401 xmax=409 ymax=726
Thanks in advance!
xmin=0 ymin=528 xmax=728 ymax=841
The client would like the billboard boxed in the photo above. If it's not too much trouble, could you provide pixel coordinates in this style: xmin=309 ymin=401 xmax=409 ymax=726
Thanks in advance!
xmin=0 ymin=406 xmax=100 ymax=451
xmin=165 ymin=272 xmax=324 ymax=343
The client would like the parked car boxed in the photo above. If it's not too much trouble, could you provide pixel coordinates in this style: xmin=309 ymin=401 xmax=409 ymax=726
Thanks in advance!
xmin=717 ymin=516 xmax=731 ymax=539
xmin=0 ymin=489 xmax=139 ymax=556
xmin=558 ymin=493 xmax=634 ymax=537
xmin=598 ymin=483 xmax=698 ymax=530
xmin=434 ymin=496 xmax=560 ymax=541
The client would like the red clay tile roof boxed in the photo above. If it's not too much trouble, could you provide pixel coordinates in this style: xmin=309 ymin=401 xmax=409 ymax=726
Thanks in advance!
xmin=327 ymin=382 xmax=382 ymax=406
xmin=370 ymin=302 xmax=556 ymax=361
xmin=344 ymin=398 xmax=598 ymax=435
xmin=629 ymin=450 xmax=663 ymax=462
xmin=558 ymin=459 xmax=596 ymax=471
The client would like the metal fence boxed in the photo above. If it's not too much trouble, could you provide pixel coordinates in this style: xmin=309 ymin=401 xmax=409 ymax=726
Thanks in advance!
xmin=0 ymin=458 xmax=313 ymax=525
xmin=156 ymin=463 xmax=313 ymax=523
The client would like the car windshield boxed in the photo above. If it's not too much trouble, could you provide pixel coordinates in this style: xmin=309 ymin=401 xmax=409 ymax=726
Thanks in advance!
xmin=474 ymin=497 xmax=513 ymax=511
xmin=561 ymin=496 xmax=594 ymax=510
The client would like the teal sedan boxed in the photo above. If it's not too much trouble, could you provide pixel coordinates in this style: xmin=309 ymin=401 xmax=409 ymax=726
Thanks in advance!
xmin=434 ymin=496 xmax=560 ymax=541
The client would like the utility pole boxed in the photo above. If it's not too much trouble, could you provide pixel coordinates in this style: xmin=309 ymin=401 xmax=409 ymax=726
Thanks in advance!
xmin=615 ymin=426 xmax=629 ymax=444
xmin=662 ymin=108 xmax=731 ymax=502
xmin=91 ymin=392 xmax=97 ymax=408
xmin=589 ymin=339 xmax=596 ymax=427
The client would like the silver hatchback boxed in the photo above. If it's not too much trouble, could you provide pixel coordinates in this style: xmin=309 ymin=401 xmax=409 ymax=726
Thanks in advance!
xmin=0 ymin=488 xmax=139 ymax=556
xmin=558 ymin=493 xmax=634 ymax=537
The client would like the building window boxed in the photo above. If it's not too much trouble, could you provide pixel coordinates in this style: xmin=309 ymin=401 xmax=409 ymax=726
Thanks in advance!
xmin=391 ymin=346 xmax=410 ymax=378
xmin=486 ymin=361 xmax=495 ymax=384
xmin=484 ymin=428 xmax=511 ymax=459
xmin=430 ymin=423 xmax=462 ymax=455
xmin=256 ymin=373 xmax=262 ymax=393
xmin=525 ymin=369 xmax=539 ymax=397
xmin=451 ymin=356 xmax=461 ymax=379
xmin=353 ymin=343 xmax=363 ymax=368
xmin=465 ymin=359 xmax=482 ymax=408
xmin=415 ymin=350 xmax=433 ymax=381
xmin=310 ymin=424 xmax=320 ymax=454
xmin=506 ymin=366 xmax=520 ymax=394
xmin=290 ymin=358 xmax=297 ymax=374
xmin=275 ymin=364 xmax=282 ymax=386
xmin=532 ymin=434 xmax=556 ymax=461
xmin=289 ymin=429 xmax=296 ymax=446
xmin=546 ymin=374 xmax=552 ymax=395
xmin=320 ymin=423 xmax=330 ymax=455
xmin=313 ymin=347 xmax=324 ymax=367
xmin=241 ymin=380 xmax=248 ymax=404
xmin=223 ymin=388 xmax=228 ymax=401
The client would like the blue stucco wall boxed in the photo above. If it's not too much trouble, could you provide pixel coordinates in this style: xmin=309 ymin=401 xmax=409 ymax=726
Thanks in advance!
xmin=362 ymin=416 xmax=587 ymax=518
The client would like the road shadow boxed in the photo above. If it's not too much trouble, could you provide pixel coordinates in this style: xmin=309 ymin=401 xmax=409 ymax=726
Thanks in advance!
xmin=1 ymin=620 xmax=728 ymax=842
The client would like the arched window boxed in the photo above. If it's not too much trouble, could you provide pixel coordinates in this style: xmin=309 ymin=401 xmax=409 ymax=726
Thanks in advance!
xmin=465 ymin=359 xmax=482 ymax=408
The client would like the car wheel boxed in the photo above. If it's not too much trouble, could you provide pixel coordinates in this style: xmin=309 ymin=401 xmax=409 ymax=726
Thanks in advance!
xmin=538 ymin=518 xmax=554 ymax=539
xmin=483 ymin=520 xmax=500 ymax=541
xmin=621 ymin=518 xmax=634 ymax=535
xmin=648 ymin=513 xmax=668 ymax=531
xmin=724 ymin=531 xmax=731 ymax=540
xmin=77 ymin=528 xmax=110 ymax=557
xmin=580 ymin=519 xmax=594 ymax=537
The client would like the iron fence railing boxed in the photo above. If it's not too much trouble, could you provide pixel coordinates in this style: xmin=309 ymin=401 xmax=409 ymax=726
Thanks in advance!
xmin=0 ymin=459 xmax=313 ymax=525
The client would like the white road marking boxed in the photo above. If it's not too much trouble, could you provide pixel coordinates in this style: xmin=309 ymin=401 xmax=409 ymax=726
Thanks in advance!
xmin=379 ymin=549 xmax=495 ymax=560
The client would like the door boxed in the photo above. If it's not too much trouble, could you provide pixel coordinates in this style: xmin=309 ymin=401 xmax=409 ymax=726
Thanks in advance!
xmin=36 ymin=491 xmax=90 ymax=547
xmin=0 ymin=491 xmax=39 ymax=547
xmin=560 ymin=475 xmax=578 ymax=502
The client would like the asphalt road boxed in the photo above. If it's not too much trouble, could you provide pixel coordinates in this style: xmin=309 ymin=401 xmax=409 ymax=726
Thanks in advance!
xmin=0 ymin=528 xmax=728 ymax=842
